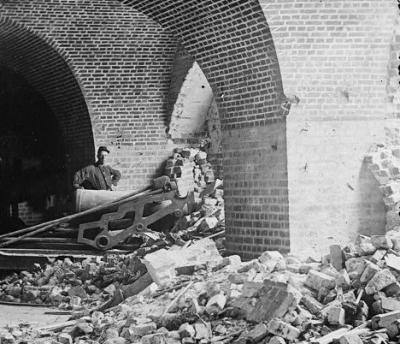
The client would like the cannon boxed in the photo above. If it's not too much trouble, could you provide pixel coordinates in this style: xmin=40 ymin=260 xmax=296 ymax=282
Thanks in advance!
xmin=0 ymin=176 xmax=194 ymax=251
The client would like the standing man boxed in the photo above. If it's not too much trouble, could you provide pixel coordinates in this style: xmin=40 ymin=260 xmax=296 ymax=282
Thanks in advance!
xmin=73 ymin=146 xmax=121 ymax=190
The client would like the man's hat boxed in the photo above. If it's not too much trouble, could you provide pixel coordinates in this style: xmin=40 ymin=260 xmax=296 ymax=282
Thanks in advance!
xmin=97 ymin=146 xmax=110 ymax=154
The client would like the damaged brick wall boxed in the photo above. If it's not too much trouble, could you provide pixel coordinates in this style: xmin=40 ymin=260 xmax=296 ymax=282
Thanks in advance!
xmin=1 ymin=0 xmax=289 ymax=256
xmin=121 ymin=0 xmax=290 ymax=258
xmin=167 ymin=58 xmax=223 ymax=178
xmin=168 ymin=62 xmax=213 ymax=141
xmin=262 ymin=0 xmax=400 ymax=257
xmin=365 ymin=128 xmax=400 ymax=233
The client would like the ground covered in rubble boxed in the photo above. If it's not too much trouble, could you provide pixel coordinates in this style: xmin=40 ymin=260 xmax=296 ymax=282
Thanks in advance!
xmin=3 ymin=148 xmax=400 ymax=343
xmin=2 ymin=233 xmax=400 ymax=343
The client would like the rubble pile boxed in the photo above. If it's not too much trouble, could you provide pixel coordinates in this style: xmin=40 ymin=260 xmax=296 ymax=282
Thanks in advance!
xmin=0 ymin=147 xmax=225 ymax=310
xmin=163 ymin=147 xmax=225 ymax=241
xmin=0 ymin=254 xmax=144 ymax=308
xmin=4 ymin=232 xmax=400 ymax=343
xmin=164 ymin=147 xmax=216 ymax=198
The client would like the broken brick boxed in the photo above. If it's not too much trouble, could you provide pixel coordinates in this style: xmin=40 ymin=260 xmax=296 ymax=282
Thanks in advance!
xmin=355 ymin=235 xmax=376 ymax=255
xmin=360 ymin=261 xmax=380 ymax=284
xmin=178 ymin=323 xmax=195 ymax=339
xmin=385 ymin=253 xmax=400 ymax=272
xmin=267 ymin=337 xmax=286 ymax=344
xmin=365 ymin=269 xmax=397 ymax=294
xmin=194 ymin=322 xmax=211 ymax=340
xmin=305 ymin=270 xmax=336 ymax=291
xmin=338 ymin=333 xmax=363 ymax=344
xmin=381 ymin=296 xmax=400 ymax=311
xmin=371 ymin=235 xmax=393 ymax=249
xmin=329 ymin=244 xmax=344 ymax=271
xmin=58 ymin=333 xmax=73 ymax=344
xmin=300 ymin=294 xmax=323 ymax=315
xmin=233 ymin=280 xmax=297 ymax=323
xmin=142 ymin=333 xmax=167 ymax=344
xmin=326 ymin=306 xmax=345 ymax=326
xmin=345 ymin=258 xmax=366 ymax=279
xmin=371 ymin=310 xmax=400 ymax=330
xmin=247 ymin=324 xmax=268 ymax=343
xmin=370 ymin=249 xmax=387 ymax=264
xmin=266 ymin=319 xmax=300 ymax=341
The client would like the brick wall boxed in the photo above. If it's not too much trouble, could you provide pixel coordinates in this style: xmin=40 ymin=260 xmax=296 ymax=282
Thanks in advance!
xmin=223 ymin=121 xmax=290 ymax=259
xmin=1 ymin=0 xmax=289 ymax=255
xmin=0 ymin=17 xmax=95 ymax=176
xmin=122 ymin=0 xmax=290 ymax=258
xmin=261 ymin=0 xmax=399 ymax=257
xmin=0 ymin=0 xmax=179 ymax=191
xmin=18 ymin=202 xmax=44 ymax=227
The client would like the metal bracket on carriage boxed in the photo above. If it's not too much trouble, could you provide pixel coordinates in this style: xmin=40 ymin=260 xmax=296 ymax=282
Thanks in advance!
xmin=77 ymin=188 xmax=194 ymax=250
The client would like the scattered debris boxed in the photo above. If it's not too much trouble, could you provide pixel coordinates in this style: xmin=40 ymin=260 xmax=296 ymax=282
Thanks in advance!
xmin=5 ymin=147 xmax=400 ymax=343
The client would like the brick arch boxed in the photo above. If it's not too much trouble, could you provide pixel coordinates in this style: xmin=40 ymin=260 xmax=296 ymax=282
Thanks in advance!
xmin=121 ymin=0 xmax=287 ymax=127
xmin=0 ymin=16 xmax=95 ymax=181
xmin=121 ymin=0 xmax=290 ymax=257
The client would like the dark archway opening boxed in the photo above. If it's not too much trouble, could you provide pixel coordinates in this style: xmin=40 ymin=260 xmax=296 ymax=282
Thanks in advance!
xmin=0 ymin=67 xmax=68 ymax=231
xmin=0 ymin=17 xmax=96 ymax=233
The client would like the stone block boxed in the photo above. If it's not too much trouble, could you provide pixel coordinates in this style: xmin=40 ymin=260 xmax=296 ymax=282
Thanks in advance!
xmin=345 ymin=258 xmax=366 ymax=279
xmin=205 ymin=293 xmax=226 ymax=314
xmin=304 ymin=270 xmax=336 ymax=291
xmin=385 ymin=253 xmax=400 ymax=272
xmin=299 ymin=263 xmax=320 ymax=274
xmin=338 ymin=334 xmax=363 ymax=344
xmin=360 ymin=261 xmax=380 ymax=284
xmin=58 ymin=333 xmax=73 ymax=344
xmin=178 ymin=323 xmax=195 ymax=338
xmin=326 ymin=306 xmax=345 ymax=326
xmin=181 ymin=338 xmax=195 ymax=344
xmin=330 ymin=245 xmax=344 ymax=271
xmin=381 ymin=296 xmax=400 ymax=311
xmin=142 ymin=333 xmax=167 ymax=344
xmin=355 ymin=235 xmax=376 ymax=255
xmin=216 ymin=255 xmax=241 ymax=270
xmin=336 ymin=269 xmax=351 ymax=289
xmin=370 ymin=249 xmax=387 ymax=264
xmin=129 ymin=322 xmax=157 ymax=339
xmin=300 ymin=295 xmax=323 ymax=315
xmin=365 ymin=269 xmax=396 ymax=294
xmin=104 ymin=338 xmax=127 ymax=344
xmin=372 ymin=310 xmax=400 ymax=330
xmin=198 ymin=216 xmax=218 ymax=231
xmin=268 ymin=337 xmax=286 ymax=344
xmin=247 ymin=323 xmax=268 ymax=342
xmin=233 ymin=280 xmax=298 ymax=323
xmin=371 ymin=235 xmax=393 ymax=249
xmin=194 ymin=322 xmax=211 ymax=340
xmin=259 ymin=251 xmax=285 ymax=272
xmin=266 ymin=319 xmax=300 ymax=341
xmin=142 ymin=249 xmax=177 ymax=286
